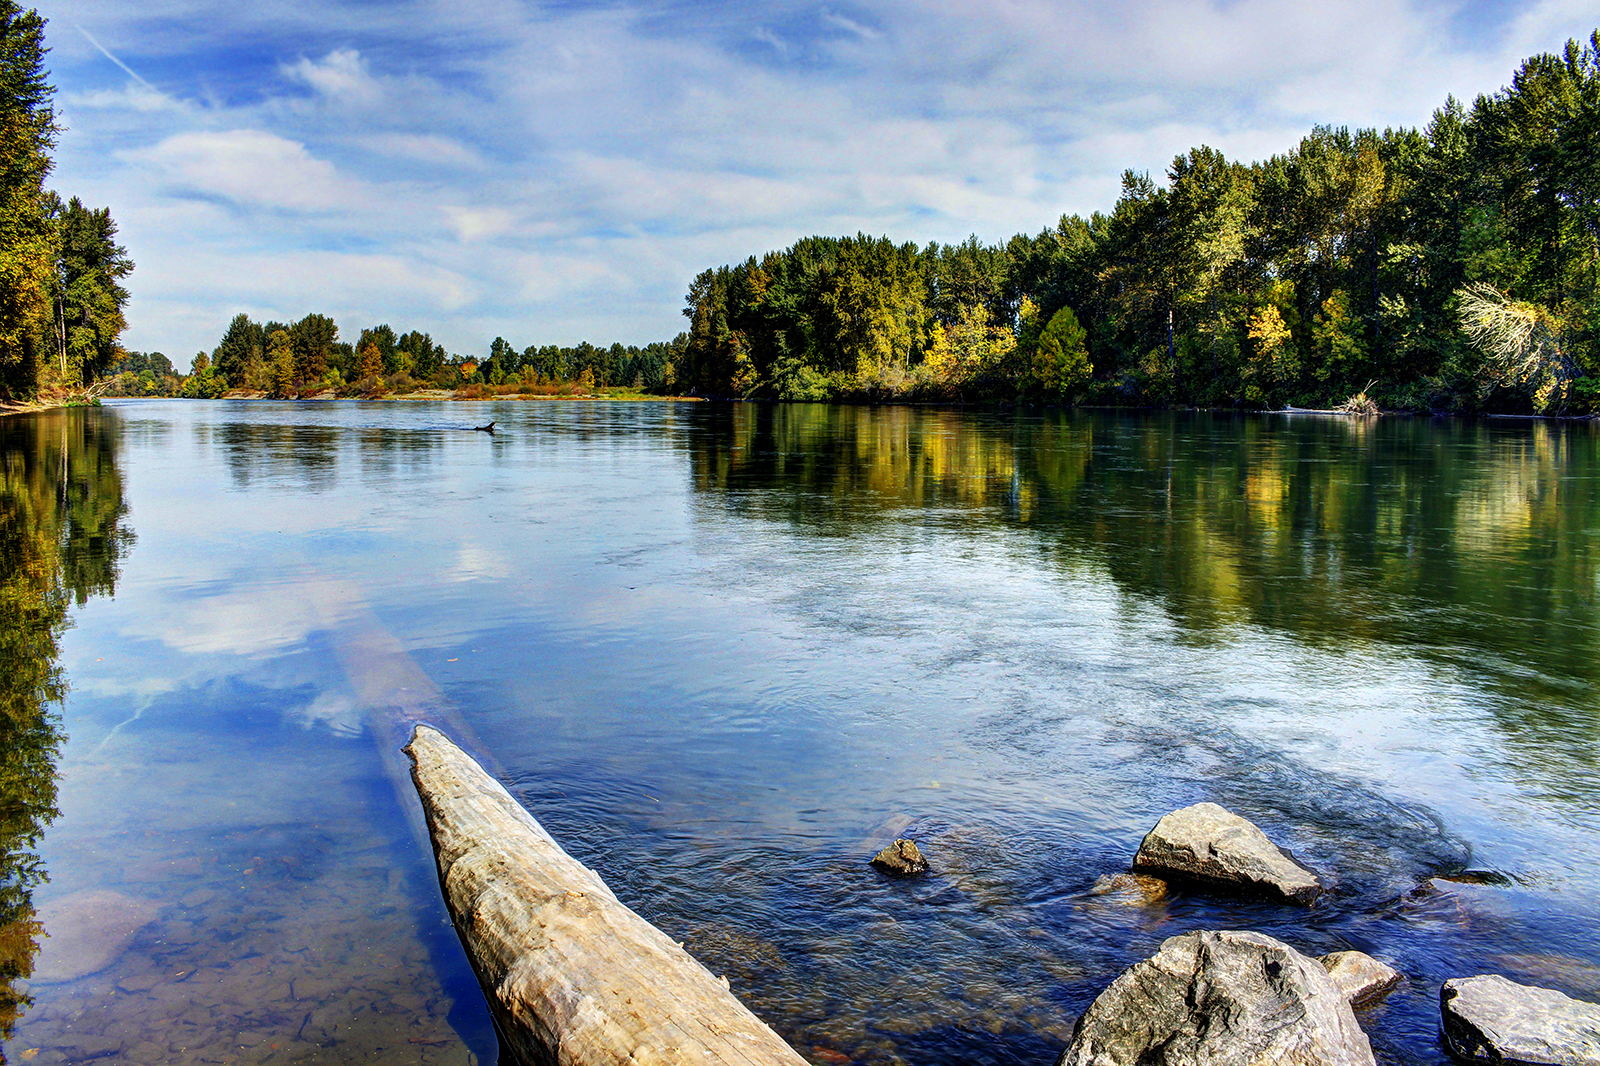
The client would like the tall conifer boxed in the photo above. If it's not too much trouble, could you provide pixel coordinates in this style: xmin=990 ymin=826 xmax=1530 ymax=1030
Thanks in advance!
xmin=0 ymin=1 xmax=55 ymax=400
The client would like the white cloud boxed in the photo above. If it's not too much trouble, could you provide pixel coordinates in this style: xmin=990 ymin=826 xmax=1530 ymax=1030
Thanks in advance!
xmin=821 ymin=10 xmax=882 ymax=40
xmin=283 ymin=47 xmax=381 ymax=104
xmin=293 ymin=691 xmax=363 ymax=735
xmin=358 ymin=132 xmax=485 ymax=169
xmin=127 ymin=128 xmax=369 ymax=213
xmin=442 ymin=204 xmax=516 ymax=241
xmin=750 ymin=27 xmax=788 ymax=54
xmin=142 ymin=585 xmax=336 ymax=658
xmin=65 ymin=81 xmax=187 ymax=113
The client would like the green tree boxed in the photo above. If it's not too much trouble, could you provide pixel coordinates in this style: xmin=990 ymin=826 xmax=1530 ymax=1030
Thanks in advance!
xmin=268 ymin=329 xmax=295 ymax=397
xmin=356 ymin=342 xmax=382 ymax=382
xmin=357 ymin=324 xmax=398 ymax=375
xmin=179 ymin=350 xmax=225 ymax=398
xmin=50 ymin=196 xmax=132 ymax=385
xmin=397 ymin=330 xmax=443 ymax=380
xmin=0 ymin=1 xmax=56 ymax=400
xmin=212 ymin=313 xmax=263 ymax=389
xmin=291 ymin=313 xmax=335 ymax=386
xmin=1031 ymin=305 xmax=1091 ymax=397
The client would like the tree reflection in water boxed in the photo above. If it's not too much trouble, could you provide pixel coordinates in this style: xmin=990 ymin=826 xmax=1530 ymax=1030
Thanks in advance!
xmin=688 ymin=405 xmax=1600 ymax=796
xmin=0 ymin=410 xmax=130 ymax=1042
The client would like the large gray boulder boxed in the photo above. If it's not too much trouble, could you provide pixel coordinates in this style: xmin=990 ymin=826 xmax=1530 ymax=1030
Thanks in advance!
xmin=1133 ymin=801 xmax=1324 ymax=905
xmin=1441 ymin=974 xmax=1600 ymax=1065
xmin=1058 ymin=930 xmax=1376 ymax=1066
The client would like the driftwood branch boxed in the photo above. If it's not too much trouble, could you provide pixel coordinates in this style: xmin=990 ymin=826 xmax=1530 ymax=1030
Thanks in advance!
xmin=404 ymin=724 xmax=808 ymax=1066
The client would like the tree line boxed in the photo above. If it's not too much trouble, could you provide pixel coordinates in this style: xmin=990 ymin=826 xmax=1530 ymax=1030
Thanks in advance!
xmin=676 ymin=33 xmax=1600 ymax=414
xmin=6 ymin=1 xmax=1597 ymax=414
xmin=0 ymin=2 xmax=133 ymax=402
xmin=108 ymin=314 xmax=691 ymax=398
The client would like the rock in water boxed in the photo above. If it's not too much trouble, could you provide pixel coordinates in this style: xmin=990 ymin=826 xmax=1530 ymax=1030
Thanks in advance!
xmin=1089 ymin=872 xmax=1169 ymax=905
xmin=871 ymin=839 xmax=928 ymax=876
xmin=1441 ymin=974 xmax=1600 ymax=1065
xmin=1059 ymin=930 xmax=1375 ymax=1066
xmin=1320 ymin=951 xmax=1402 ymax=1006
xmin=1133 ymin=801 xmax=1323 ymax=905
xmin=34 ymin=890 xmax=159 ymax=983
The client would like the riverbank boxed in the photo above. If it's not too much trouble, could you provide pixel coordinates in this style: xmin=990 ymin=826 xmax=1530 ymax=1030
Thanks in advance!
xmin=0 ymin=396 xmax=95 ymax=417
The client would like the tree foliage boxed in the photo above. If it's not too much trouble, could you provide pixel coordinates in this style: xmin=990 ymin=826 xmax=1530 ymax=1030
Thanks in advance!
xmin=0 ymin=4 xmax=133 ymax=399
xmin=50 ymin=196 xmax=133 ymax=385
xmin=0 ymin=1 xmax=54 ymax=400
xmin=668 ymin=32 xmax=1600 ymax=413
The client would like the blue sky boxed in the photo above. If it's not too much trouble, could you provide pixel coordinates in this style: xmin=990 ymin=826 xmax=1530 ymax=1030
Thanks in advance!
xmin=34 ymin=0 xmax=1600 ymax=363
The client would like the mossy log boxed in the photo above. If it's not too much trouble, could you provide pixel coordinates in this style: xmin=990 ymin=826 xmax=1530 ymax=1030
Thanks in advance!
xmin=404 ymin=724 xmax=809 ymax=1066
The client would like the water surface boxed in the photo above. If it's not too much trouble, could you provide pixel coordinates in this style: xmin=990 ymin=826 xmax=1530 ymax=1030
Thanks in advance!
xmin=4 ymin=401 xmax=1599 ymax=1065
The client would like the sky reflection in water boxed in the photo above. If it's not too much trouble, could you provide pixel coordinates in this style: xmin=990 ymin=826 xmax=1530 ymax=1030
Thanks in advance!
xmin=4 ymin=400 xmax=1599 ymax=1066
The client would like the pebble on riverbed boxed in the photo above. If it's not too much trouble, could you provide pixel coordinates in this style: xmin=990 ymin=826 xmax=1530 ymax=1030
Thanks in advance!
xmin=871 ymin=839 xmax=928 ymax=876
xmin=1132 ymin=801 xmax=1324 ymax=905
xmin=1440 ymin=974 xmax=1600 ymax=1066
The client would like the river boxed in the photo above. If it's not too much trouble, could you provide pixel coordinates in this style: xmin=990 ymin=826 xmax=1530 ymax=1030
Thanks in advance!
xmin=3 ymin=400 xmax=1598 ymax=1066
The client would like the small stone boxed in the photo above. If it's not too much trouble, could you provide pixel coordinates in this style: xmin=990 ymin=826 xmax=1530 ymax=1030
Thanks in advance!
xmin=1089 ymin=873 xmax=1169 ymax=905
xmin=871 ymin=839 xmax=928 ymax=877
xmin=1441 ymin=974 xmax=1600 ymax=1065
xmin=1132 ymin=802 xmax=1323 ymax=905
xmin=1320 ymin=951 xmax=1402 ymax=1006
xmin=1059 ymin=930 xmax=1375 ymax=1066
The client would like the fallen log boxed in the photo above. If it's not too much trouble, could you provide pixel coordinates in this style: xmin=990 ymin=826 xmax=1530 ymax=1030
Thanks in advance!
xmin=404 ymin=724 xmax=810 ymax=1066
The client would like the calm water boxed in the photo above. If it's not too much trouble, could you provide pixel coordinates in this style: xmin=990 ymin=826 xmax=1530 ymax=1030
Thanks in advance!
xmin=3 ymin=400 xmax=1599 ymax=1066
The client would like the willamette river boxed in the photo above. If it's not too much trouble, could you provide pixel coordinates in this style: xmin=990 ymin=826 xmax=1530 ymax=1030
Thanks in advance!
xmin=2 ymin=400 xmax=1598 ymax=1066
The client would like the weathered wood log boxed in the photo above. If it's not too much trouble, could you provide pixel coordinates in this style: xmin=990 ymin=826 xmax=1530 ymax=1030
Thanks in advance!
xmin=404 ymin=724 xmax=810 ymax=1066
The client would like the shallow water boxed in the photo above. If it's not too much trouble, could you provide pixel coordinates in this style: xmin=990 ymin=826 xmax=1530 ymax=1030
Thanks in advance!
xmin=3 ymin=401 xmax=1598 ymax=1065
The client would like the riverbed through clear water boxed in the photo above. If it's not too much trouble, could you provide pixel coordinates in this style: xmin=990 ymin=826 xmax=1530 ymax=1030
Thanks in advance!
xmin=3 ymin=400 xmax=1598 ymax=1066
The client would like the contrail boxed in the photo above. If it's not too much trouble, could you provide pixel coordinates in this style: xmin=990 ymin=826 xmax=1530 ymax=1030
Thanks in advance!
xmin=74 ymin=23 xmax=161 ymax=95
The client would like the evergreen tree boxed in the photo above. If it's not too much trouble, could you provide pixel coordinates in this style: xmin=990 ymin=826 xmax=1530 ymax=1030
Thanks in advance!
xmin=212 ymin=313 xmax=263 ymax=388
xmin=1032 ymin=305 xmax=1091 ymax=398
xmin=268 ymin=329 xmax=295 ymax=398
xmin=51 ymin=196 xmax=133 ymax=385
xmin=0 ymin=1 xmax=55 ymax=400
xmin=291 ymin=313 xmax=336 ymax=386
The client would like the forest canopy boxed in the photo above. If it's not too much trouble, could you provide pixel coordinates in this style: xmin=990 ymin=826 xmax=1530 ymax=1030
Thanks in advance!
xmin=672 ymin=32 xmax=1600 ymax=414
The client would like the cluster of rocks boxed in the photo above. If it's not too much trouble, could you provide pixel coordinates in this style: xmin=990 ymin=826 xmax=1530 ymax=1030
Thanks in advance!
xmin=1070 ymin=801 xmax=1600 ymax=1066
xmin=872 ymin=801 xmax=1600 ymax=1066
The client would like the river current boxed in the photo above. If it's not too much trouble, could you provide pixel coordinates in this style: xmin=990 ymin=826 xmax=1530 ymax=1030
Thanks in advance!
xmin=3 ymin=400 xmax=1598 ymax=1066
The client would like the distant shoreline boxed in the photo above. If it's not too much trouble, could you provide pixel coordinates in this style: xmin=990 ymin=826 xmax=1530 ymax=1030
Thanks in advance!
xmin=216 ymin=389 xmax=706 ymax=403
xmin=9 ymin=395 xmax=1600 ymax=422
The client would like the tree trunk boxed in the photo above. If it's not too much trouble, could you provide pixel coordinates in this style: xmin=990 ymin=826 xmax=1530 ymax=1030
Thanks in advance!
xmin=405 ymin=725 xmax=810 ymax=1066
